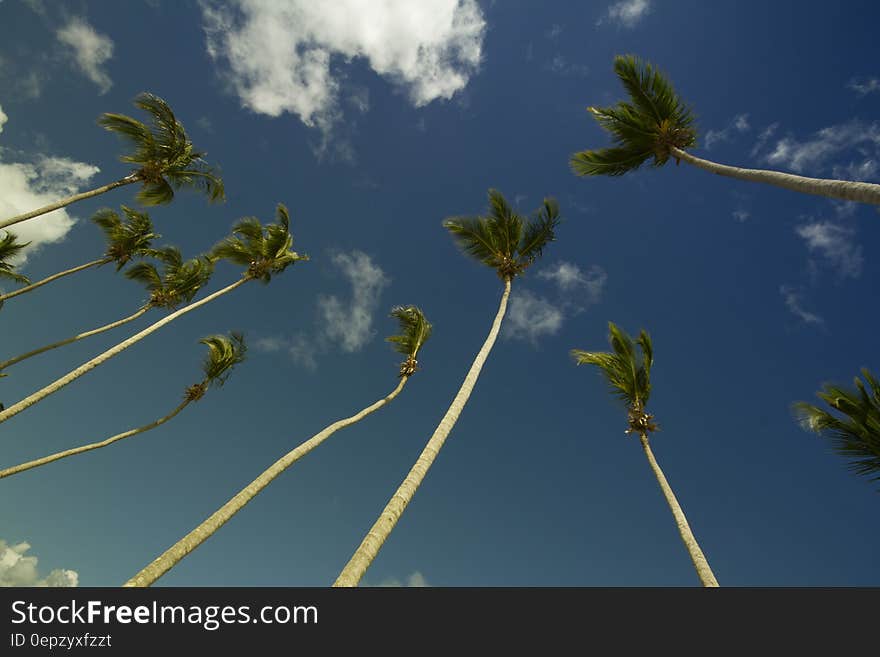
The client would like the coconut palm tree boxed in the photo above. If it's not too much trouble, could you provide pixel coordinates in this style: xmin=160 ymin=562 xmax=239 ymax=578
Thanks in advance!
xmin=333 ymin=189 xmax=559 ymax=587
xmin=0 ymin=246 xmax=212 ymax=373
xmin=793 ymin=368 xmax=880 ymax=488
xmin=571 ymin=322 xmax=719 ymax=587
xmin=0 ymin=204 xmax=306 ymax=427
xmin=0 ymin=232 xmax=30 ymax=293
xmin=0 ymin=206 xmax=159 ymax=306
xmin=0 ymin=93 xmax=225 ymax=231
xmin=123 ymin=305 xmax=432 ymax=587
xmin=570 ymin=55 xmax=880 ymax=206
xmin=0 ymin=333 xmax=245 ymax=480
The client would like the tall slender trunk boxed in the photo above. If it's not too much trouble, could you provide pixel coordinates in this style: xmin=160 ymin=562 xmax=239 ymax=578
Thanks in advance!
xmin=670 ymin=146 xmax=880 ymax=206
xmin=638 ymin=432 xmax=719 ymax=587
xmin=0 ymin=305 xmax=151 ymax=372
xmin=0 ymin=277 xmax=249 ymax=427
xmin=123 ymin=377 xmax=409 ymax=587
xmin=0 ymin=257 xmax=112 ymax=304
xmin=334 ymin=278 xmax=512 ymax=587
xmin=0 ymin=398 xmax=192 ymax=480
xmin=0 ymin=174 xmax=140 ymax=231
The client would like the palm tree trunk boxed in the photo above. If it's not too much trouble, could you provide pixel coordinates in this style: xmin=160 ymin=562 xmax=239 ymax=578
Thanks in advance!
xmin=333 ymin=278 xmax=512 ymax=587
xmin=670 ymin=146 xmax=880 ymax=206
xmin=123 ymin=377 xmax=409 ymax=587
xmin=0 ymin=398 xmax=192 ymax=480
xmin=0 ymin=277 xmax=249 ymax=427
xmin=0 ymin=174 xmax=140 ymax=231
xmin=638 ymin=432 xmax=719 ymax=587
xmin=0 ymin=257 xmax=113 ymax=304
xmin=0 ymin=305 xmax=151 ymax=372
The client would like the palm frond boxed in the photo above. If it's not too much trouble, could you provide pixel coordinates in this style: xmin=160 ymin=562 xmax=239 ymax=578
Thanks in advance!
xmin=518 ymin=196 xmax=560 ymax=267
xmin=386 ymin=305 xmax=433 ymax=358
xmin=571 ymin=321 xmax=653 ymax=407
xmin=136 ymin=177 xmax=175 ymax=206
xmin=0 ymin=232 xmax=31 ymax=285
xmin=570 ymin=144 xmax=654 ymax=177
xmin=94 ymin=206 xmax=160 ymax=269
xmin=199 ymin=331 xmax=247 ymax=388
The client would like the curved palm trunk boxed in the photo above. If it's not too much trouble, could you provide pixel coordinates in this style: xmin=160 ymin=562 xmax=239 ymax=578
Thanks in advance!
xmin=0 ymin=398 xmax=191 ymax=480
xmin=0 ymin=257 xmax=112 ymax=304
xmin=670 ymin=146 xmax=880 ymax=206
xmin=0 ymin=174 xmax=140 ymax=231
xmin=0 ymin=305 xmax=151 ymax=372
xmin=638 ymin=432 xmax=719 ymax=587
xmin=334 ymin=278 xmax=512 ymax=587
xmin=123 ymin=377 xmax=409 ymax=587
xmin=0 ymin=277 xmax=248 ymax=427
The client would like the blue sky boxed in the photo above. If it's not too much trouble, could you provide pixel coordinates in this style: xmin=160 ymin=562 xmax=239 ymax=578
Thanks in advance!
xmin=1 ymin=0 xmax=878 ymax=587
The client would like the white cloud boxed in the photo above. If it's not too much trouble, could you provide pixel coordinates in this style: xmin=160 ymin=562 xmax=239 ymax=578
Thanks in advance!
xmin=831 ymin=159 xmax=878 ymax=182
xmin=546 ymin=54 xmax=589 ymax=77
xmin=0 ymin=150 xmax=101 ymax=266
xmin=538 ymin=261 xmax=606 ymax=303
xmin=732 ymin=209 xmax=750 ymax=222
xmin=253 ymin=332 xmax=318 ymax=370
xmin=764 ymin=121 xmax=880 ymax=174
xmin=704 ymin=113 xmax=751 ymax=150
xmin=0 ymin=104 xmax=6 ymax=134
xmin=780 ymin=286 xmax=823 ymax=326
xmin=505 ymin=289 xmax=564 ymax=343
xmin=200 ymin=0 xmax=485 ymax=154
xmin=56 ymin=18 xmax=114 ymax=94
xmin=598 ymin=0 xmax=651 ymax=28
xmin=795 ymin=221 xmax=863 ymax=279
xmin=848 ymin=77 xmax=880 ymax=97
xmin=0 ymin=540 xmax=78 ymax=587
xmin=318 ymin=251 xmax=390 ymax=352
xmin=374 ymin=571 xmax=430 ymax=587
xmin=750 ymin=123 xmax=779 ymax=158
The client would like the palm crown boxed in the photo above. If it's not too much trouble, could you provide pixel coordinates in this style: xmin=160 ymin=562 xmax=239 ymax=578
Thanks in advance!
xmin=0 ymin=232 xmax=30 ymax=286
xmin=793 ymin=369 xmax=880 ymax=487
xmin=125 ymin=246 xmax=214 ymax=309
xmin=186 ymin=332 xmax=247 ymax=401
xmin=210 ymin=204 xmax=308 ymax=282
xmin=386 ymin=305 xmax=433 ymax=377
xmin=92 ymin=206 xmax=161 ymax=270
xmin=99 ymin=93 xmax=225 ymax=206
xmin=443 ymin=189 xmax=560 ymax=279
xmin=570 ymin=54 xmax=697 ymax=177
xmin=572 ymin=322 xmax=658 ymax=435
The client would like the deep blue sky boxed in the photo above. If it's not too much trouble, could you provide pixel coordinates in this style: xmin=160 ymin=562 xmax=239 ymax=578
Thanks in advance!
xmin=1 ymin=0 xmax=878 ymax=587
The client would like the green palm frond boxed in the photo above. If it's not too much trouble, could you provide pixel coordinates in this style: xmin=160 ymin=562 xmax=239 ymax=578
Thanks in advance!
xmin=387 ymin=305 xmax=433 ymax=377
xmin=200 ymin=332 xmax=247 ymax=388
xmin=571 ymin=322 xmax=653 ymax=407
xmin=99 ymin=92 xmax=225 ymax=205
xmin=793 ymin=368 xmax=880 ymax=486
xmin=444 ymin=189 xmax=560 ymax=279
xmin=125 ymin=248 xmax=213 ymax=308
xmin=92 ymin=206 xmax=160 ymax=269
xmin=570 ymin=54 xmax=697 ymax=178
xmin=210 ymin=203 xmax=307 ymax=283
xmin=0 ymin=232 xmax=31 ymax=286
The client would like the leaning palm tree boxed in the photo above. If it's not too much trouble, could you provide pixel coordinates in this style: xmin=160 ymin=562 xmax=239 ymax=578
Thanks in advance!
xmin=0 ymin=232 xmax=30 ymax=292
xmin=0 ymin=333 xmax=245 ymax=480
xmin=571 ymin=322 xmax=720 ymax=587
xmin=0 ymin=93 xmax=225 ymax=231
xmin=333 ymin=189 xmax=559 ymax=587
xmin=571 ymin=55 xmax=880 ymax=206
xmin=124 ymin=305 xmax=432 ymax=587
xmin=0 ymin=206 xmax=159 ymax=306
xmin=793 ymin=368 xmax=880 ymax=488
xmin=0 ymin=246 xmax=212 ymax=373
xmin=0 ymin=204 xmax=306 ymax=427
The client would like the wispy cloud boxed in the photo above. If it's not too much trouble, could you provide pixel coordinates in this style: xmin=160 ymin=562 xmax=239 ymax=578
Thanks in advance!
xmin=780 ymin=285 xmax=824 ymax=326
xmin=847 ymin=77 xmax=880 ymax=97
xmin=762 ymin=120 xmax=880 ymax=174
xmin=55 ymin=18 xmax=114 ymax=94
xmin=505 ymin=289 xmax=564 ymax=343
xmin=372 ymin=571 xmax=430 ymax=587
xmin=732 ymin=209 xmax=750 ymax=222
xmin=545 ymin=24 xmax=562 ymax=39
xmin=199 ymin=0 xmax=485 ymax=160
xmin=597 ymin=0 xmax=652 ymax=28
xmin=545 ymin=54 xmax=589 ymax=77
xmin=318 ymin=250 xmax=390 ymax=353
xmin=795 ymin=221 xmax=863 ymax=279
xmin=0 ymin=539 xmax=78 ymax=587
xmin=538 ymin=261 xmax=606 ymax=301
xmin=704 ymin=113 xmax=751 ymax=150
xmin=0 ymin=104 xmax=6 ymax=134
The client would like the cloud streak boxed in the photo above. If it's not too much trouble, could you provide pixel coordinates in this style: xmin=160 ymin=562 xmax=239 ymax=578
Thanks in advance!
xmin=598 ymin=0 xmax=652 ymax=28
xmin=0 ymin=539 xmax=78 ymax=587
xmin=56 ymin=18 xmax=114 ymax=94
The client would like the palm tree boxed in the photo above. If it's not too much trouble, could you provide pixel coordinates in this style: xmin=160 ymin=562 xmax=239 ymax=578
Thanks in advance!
xmin=333 ymin=189 xmax=559 ymax=587
xmin=0 ymin=232 xmax=30 ymax=294
xmin=0 ymin=333 xmax=245 ymax=480
xmin=0 ymin=204 xmax=306 ymax=426
xmin=123 ymin=306 xmax=432 ymax=587
xmin=570 ymin=55 xmax=880 ymax=206
xmin=0 ymin=246 xmax=212 ymax=373
xmin=0 ymin=206 xmax=159 ymax=306
xmin=793 ymin=368 xmax=880 ymax=488
xmin=571 ymin=322 xmax=720 ymax=587
xmin=0 ymin=93 xmax=225 ymax=231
